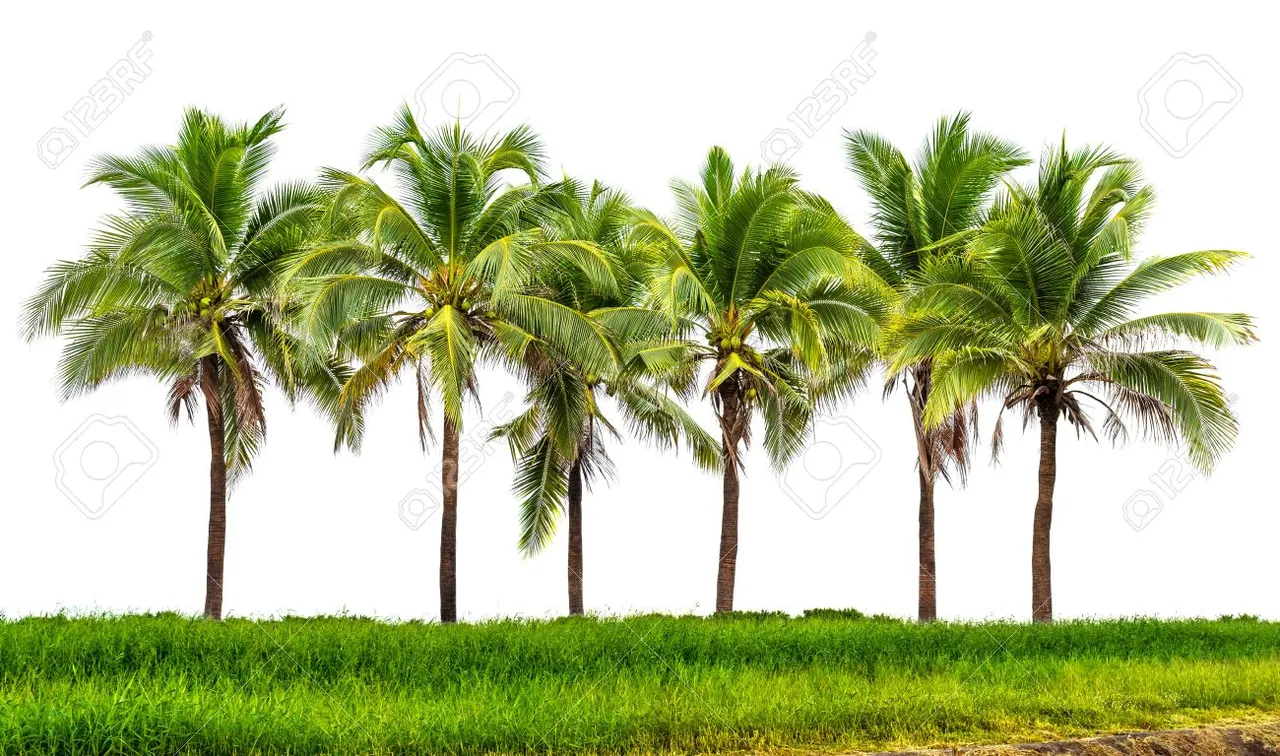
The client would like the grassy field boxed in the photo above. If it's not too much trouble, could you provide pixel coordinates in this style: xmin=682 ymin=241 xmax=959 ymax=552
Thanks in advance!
xmin=1 ymin=611 xmax=1278 ymax=754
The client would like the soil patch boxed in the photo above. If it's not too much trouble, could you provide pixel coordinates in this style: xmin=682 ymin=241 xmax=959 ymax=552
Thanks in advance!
xmin=871 ymin=722 xmax=1280 ymax=755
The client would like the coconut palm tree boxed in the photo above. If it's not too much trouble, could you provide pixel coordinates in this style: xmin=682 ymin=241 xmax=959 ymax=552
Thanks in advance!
xmin=845 ymin=112 xmax=1028 ymax=621
xmin=491 ymin=178 xmax=720 ymax=615
xmin=896 ymin=140 xmax=1256 ymax=622
xmin=293 ymin=108 xmax=620 ymax=623
xmin=22 ymin=107 xmax=345 ymax=620
xmin=631 ymin=147 xmax=890 ymax=613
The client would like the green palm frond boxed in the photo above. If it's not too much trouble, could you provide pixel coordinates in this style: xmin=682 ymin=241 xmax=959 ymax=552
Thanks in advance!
xmin=54 ymin=308 xmax=193 ymax=399
xmin=413 ymin=305 xmax=476 ymax=426
xmin=498 ymin=294 xmax=619 ymax=378
xmin=1098 ymin=312 xmax=1257 ymax=350
xmin=611 ymin=383 xmax=721 ymax=472
xmin=1075 ymin=250 xmax=1249 ymax=336
xmin=1083 ymin=350 xmax=1238 ymax=472
xmin=756 ymin=349 xmax=814 ymax=470
xmin=844 ymin=128 xmax=921 ymax=272
xmin=922 ymin=347 xmax=1017 ymax=427
xmin=511 ymin=437 xmax=569 ymax=553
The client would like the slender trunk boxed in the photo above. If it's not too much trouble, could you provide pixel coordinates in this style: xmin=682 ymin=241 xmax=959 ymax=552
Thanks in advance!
xmin=202 ymin=367 xmax=227 ymax=621
xmin=907 ymin=368 xmax=937 ymax=623
xmin=1032 ymin=395 xmax=1059 ymax=624
xmin=917 ymin=469 xmax=937 ymax=623
xmin=715 ymin=381 xmax=741 ymax=614
xmin=567 ymin=458 xmax=584 ymax=616
xmin=439 ymin=416 xmax=460 ymax=624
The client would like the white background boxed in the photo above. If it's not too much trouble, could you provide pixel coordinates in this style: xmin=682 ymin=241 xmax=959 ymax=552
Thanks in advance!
xmin=2 ymin=0 xmax=1274 ymax=622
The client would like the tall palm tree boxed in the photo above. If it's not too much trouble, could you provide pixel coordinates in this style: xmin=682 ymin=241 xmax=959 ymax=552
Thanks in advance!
xmin=22 ymin=107 xmax=343 ymax=620
xmin=293 ymin=108 xmax=620 ymax=623
xmin=845 ymin=112 xmax=1028 ymax=621
xmin=897 ymin=140 xmax=1256 ymax=622
xmin=491 ymin=179 xmax=720 ymax=615
xmin=632 ymin=147 xmax=890 ymax=613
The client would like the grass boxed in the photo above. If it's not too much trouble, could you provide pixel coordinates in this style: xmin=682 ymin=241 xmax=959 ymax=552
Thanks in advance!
xmin=1 ymin=612 xmax=1278 ymax=754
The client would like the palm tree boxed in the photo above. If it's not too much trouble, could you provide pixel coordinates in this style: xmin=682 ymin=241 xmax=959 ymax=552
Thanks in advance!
xmin=845 ymin=112 xmax=1028 ymax=621
xmin=897 ymin=140 xmax=1256 ymax=622
xmin=293 ymin=108 xmax=620 ymax=623
xmin=631 ymin=147 xmax=890 ymax=613
xmin=22 ymin=107 xmax=343 ymax=620
xmin=491 ymin=179 xmax=720 ymax=615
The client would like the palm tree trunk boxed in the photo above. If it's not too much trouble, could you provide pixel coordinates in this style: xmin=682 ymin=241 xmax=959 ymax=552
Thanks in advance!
xmin=917 ymin=468 xmax=937 ymax=623
xmin=715 ymin=381 xmax=741 ymax=614
xmin=567 ymin=457 xmax=584 ymax=616
xmin=202 ymin=367 xmax=227 ymax=621
xmin=1032 ymin=395 xmax=1059 ymax=624
xmin=907 ymin=368 xmax=938 ymax=623
xmin=439 ymin=415 xmax=460 ymax=624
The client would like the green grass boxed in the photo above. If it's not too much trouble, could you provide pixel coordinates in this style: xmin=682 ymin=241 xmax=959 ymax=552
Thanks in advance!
xmin=2 ymin=612 xmax=1279 ymax=754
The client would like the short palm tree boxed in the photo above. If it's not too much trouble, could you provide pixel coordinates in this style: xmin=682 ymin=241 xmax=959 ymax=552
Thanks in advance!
xmin=491 ymin=178 xmax=719 ymax=615
xmin=294 ymin=108 xmax=620 ymax=623
xmin=845 ymin=112 xmax=1028 ymax=621
xmin=897 ymin=141 xmax=1256 ymax=622
xmin=22 ymin=107 xmax=342 ymax=620
xmin=632 ymin=147 xmax=889 ymax=613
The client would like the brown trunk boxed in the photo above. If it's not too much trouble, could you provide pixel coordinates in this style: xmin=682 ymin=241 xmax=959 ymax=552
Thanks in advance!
xmin=917 ymin=469 xmax=937 ymax=623
xmin=715 ymin=381 xmax=741 ymax=614
xmin=439 ymin=415 xmax=460 ymax=624
xmin=907 ymin=368 xmax=938 ymax=624
xmin=1032 ymin=394 xmax=1059 ymax=624
xmin=567 ymin=457 xmax=584 ymax=616
xmin=202 ymin=365 xmax=227 ymax=621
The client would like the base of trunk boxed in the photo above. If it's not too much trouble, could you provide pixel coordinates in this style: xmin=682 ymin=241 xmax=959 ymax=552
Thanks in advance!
xmin=567 ymin=459 xmax=584 ymax=617
xmin=203 ymin=362 xmax=227 ymax=622
xmin=917 ymin=471 xmax=936 ymax=623
xmin=1031 ymin=394 xmax=1059 ymax=624
xmin=714 ymin=451 xmax=740 ymax=614
xmin=714 ymin=380 xmax=743 ymax=615
xmin=439 ymin=417 xmax=460 ymax=624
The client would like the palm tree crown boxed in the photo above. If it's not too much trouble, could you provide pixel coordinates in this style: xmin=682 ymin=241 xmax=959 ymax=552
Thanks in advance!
xmin=296 ymin=108 xmax=620 ymax=441
xmin=905 ymin=141 xmax=1253 ymax=458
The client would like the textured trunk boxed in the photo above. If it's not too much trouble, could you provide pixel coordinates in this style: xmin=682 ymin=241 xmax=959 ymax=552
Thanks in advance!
xmin=567 ymin=458 xmax=584 ymax=616
xmin=715 ymin=381 xmax=741 ymax=614
xmin=439 ymin=416 xmax=460 ymax=624
xmin=202 ymin=367 xmax=227 ymax=621
xmin=917 ymin=469 xmax=937 ymax=623
xmin=907 ymin=368 xmax=938 ymax=623
xmin=1032 ymin=395 xmax=1059 ymax=624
